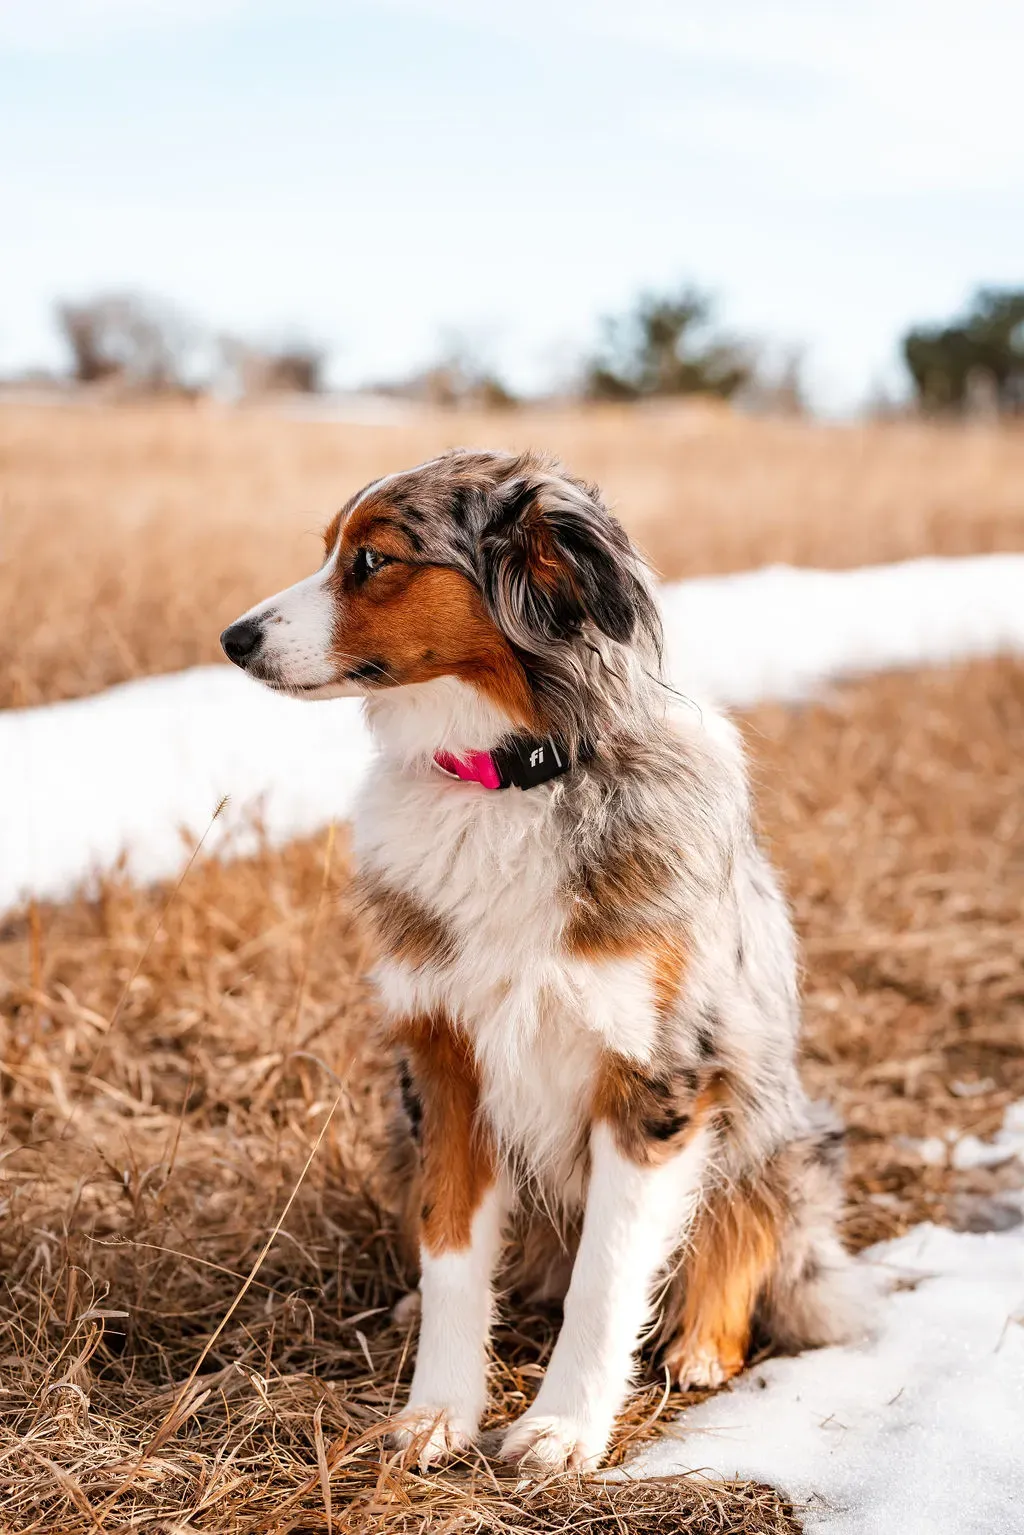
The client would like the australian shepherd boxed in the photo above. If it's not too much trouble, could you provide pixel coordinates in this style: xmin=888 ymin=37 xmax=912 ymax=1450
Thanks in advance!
xmin=221 ymin=450 xmax=863 ymax=1473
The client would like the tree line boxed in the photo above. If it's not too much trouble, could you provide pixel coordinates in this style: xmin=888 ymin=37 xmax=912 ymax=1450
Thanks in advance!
xmin=56 ymin=293 xmax=324 ymax=399
xmin=48 ymin=283 xmax=1024 ymax=415
xmin=902 ymin=289 xmax=1024 ymax=415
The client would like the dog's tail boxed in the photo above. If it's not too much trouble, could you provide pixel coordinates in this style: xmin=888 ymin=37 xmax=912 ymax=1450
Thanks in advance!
xmin=755 ymin=1110 xmax=873 ymax=1353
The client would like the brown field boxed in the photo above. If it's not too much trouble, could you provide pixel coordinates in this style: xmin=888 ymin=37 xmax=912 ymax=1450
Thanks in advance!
xmin=3 ymin=399 xmax=1024 ymax=707
xmin=1 ymin=400 xmax=1023 ymax=1533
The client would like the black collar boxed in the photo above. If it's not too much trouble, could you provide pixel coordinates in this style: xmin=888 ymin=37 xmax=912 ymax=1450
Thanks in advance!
xmin=491 ymin=734 xmax=590 ymax=789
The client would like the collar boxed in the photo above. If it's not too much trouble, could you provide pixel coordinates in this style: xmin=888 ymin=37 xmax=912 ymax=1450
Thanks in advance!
xmin=433 ymin=734 xmax=583 ymax=791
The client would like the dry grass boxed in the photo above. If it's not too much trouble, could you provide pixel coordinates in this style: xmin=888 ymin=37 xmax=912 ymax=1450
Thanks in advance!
xmin=2 ymin=399 xmax=1023 ymax=707
xmin=2 ymin=661 xmax=1021 ymax=1531
xmin=1 ymin=401 xmax=1022 ymax=1531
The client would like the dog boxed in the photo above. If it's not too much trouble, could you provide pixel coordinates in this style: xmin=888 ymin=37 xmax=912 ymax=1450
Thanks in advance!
xmin=221 ymin=449 xmax=863 ymax=1473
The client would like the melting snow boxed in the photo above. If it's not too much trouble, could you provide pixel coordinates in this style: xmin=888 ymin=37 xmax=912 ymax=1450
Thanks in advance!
xmin=658 ymin=553 xmax=1024 ymax=707
xmin=952 ymin=1103 xmax=1024 ymax=1172
xmin=899 ymin=1101 xmax=1024 ymax=1172
xmin=622 ymin=1221 xmax=1024 ymax=1535
xmin=3 ymin=554 xmax=1024 ymax=911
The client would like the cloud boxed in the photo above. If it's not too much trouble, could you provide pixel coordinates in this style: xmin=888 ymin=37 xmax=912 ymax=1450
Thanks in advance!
xmin=6 ymin=0 xmax=1021 ymax=193
xmin=384 ymin=0 xmax=1024 ymax=194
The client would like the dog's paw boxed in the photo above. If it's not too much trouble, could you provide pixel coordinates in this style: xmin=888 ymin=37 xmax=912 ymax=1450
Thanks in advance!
xmin=391 ymin=1290 xmax=421 ymax=1328
xmin=666 ymin=1341 xmax=744 ymax=1391
xmin=500 ymin=1412 xmax=606 ymax=1474
xmin=388 ymin=1404 xmax=477 ymax=1471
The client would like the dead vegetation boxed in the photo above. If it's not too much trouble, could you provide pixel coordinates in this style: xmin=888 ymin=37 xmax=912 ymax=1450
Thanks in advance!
xmin=2 ymin=656 xmax=1021 ymax=1531
xmin=2 ymin=400 xmax=1023 ymax=708
xmin=0 ymin=401 xmax=1022 ymax=1531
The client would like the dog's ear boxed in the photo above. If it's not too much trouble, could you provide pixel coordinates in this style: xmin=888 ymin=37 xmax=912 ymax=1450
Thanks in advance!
xmin=480 ymin=474 xmax=652 ymax=649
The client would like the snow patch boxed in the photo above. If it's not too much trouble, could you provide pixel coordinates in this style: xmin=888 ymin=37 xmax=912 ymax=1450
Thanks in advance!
xmin=3 ymin=554 xmax=1024 ymax=912
xmin=952 ymin=1102 xmax=1024 ymax=1172
xmin=0 ymin=668 xmax=374 ymax=912
xmin=621 ymin=1221 xmax=1024 ymax=1535
xmin=898 ymin=1101 xmax=1024 ymax=1172
xmin=659 ymin=553 xmax=1024 ymax=706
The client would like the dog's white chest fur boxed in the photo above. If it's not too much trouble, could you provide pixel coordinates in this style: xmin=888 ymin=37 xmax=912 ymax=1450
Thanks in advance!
xmin=354 ymin=760 xmax=657 ymax=1186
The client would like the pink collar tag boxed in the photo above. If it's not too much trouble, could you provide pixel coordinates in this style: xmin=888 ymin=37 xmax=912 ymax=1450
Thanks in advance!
xmin=432 ymin=748 xmax=503 ymax=790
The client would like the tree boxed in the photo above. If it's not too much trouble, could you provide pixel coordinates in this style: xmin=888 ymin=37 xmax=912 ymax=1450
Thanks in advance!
xmin=220 ymin=336 xmax=325 ymax=396
xmin=903 ymin=288 xmax=1024 ymax=414
xmin=262 ymin=345 xmax=323 ymax=394
xmin=584 ymin=285 xmax=753 ymax=402
xmin=373 ymin=336 xmax=517 ymax=410
xmin=57 ymin=292 xmax=202 ymax=391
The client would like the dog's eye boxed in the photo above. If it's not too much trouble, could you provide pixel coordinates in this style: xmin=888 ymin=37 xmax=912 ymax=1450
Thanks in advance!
xmin=352 ymin=547 xmax=391 ymax=584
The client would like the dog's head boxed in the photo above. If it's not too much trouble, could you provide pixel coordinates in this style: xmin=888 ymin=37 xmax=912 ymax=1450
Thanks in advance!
xmin=221 ymin=450 xmax=661 ymax=748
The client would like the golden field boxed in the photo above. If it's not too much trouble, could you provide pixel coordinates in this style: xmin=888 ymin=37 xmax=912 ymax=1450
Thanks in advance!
xmin=3 ymin=398 xmax=1024 ymax=706
xmin=1 ymin=400 xmax=1023 ymax=1533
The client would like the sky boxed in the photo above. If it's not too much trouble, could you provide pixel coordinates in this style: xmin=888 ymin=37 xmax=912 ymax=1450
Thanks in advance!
xmin=2 ymin=0 xmax=1022 ymax=411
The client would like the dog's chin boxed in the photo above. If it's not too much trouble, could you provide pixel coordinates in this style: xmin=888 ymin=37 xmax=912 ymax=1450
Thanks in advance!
xmin=254 ymin=671 xmax=366 ymax=702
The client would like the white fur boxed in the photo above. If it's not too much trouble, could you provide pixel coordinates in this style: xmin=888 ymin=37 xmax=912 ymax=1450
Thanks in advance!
xmin=234 ymin=543 xmax=363 ymax=700
xmin=392 ymin=1182 xmax=508 ymax=1469
xmin=357 ymin=679 xmax=650 ymax=1191
xmin=356 ymin=675 xmax=736 ymax=1186
xmin=368 ymin=674 xmax=518 ymax=761
xmin=564 ymin=955 xmax=661 ymax=1061
xmin=502 ymin=1121 xmax=711 ymax=1471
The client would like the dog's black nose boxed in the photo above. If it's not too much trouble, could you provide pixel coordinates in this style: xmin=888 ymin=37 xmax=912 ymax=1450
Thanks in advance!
xmin=220 ymin=618 xmax=263 ymax=666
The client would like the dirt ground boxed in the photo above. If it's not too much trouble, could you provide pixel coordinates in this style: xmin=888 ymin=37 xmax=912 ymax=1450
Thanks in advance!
xmin=1 ymin=401 xmax=1022 ymax=1533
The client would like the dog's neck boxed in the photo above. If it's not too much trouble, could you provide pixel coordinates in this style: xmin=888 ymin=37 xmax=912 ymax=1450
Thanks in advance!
xmin=364 ymin=675 xmax=524 ymax=770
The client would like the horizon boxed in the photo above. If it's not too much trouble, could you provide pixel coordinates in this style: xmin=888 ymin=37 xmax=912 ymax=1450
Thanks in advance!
xmin=3 ymin=0 xmax=1022 ymax=413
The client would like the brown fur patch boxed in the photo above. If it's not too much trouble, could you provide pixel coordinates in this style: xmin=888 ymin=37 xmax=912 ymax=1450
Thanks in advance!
xmin=593 ymin=1057 xmax=721 ymax=1166
xmin=649 ymin=932 xmax=688 ymax=1019
xmin=661 ymin=1174 xmax=783 ymax=1386
xmin=520 ymin=508 xmax=575 ymax=600
xmin=393 ymin=1014 xmax=495 ymax=1256
xmin=355 ymin=873 xmax=457 ymax=970
xmin=564 ymin=847 xmax=680 ymax=956
xmin=330 ymin=540 xmax=537 ymax=725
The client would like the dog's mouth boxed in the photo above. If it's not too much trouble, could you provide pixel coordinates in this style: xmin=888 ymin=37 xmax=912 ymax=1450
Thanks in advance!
xmin=246 ymin=654 xmax=394 ymax=699
xmin=263 ymin=677 xmax=328 ymax=694
xmin=254 ymin=666 xmax=377 ymax=702
xmin=260 ymin=676 xmax=348 ymax=700
xmin=342 ymin=657 xmax=393 ymax=686
xmin=244 ymin=660 xmax=337 ymax=696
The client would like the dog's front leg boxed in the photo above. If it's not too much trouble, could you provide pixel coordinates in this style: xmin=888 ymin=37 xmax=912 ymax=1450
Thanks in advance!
xmin=389 ymin=1016 xmax=507 ymax=1470
xmin=501 ymin=1097 xmax=714 ymax=1473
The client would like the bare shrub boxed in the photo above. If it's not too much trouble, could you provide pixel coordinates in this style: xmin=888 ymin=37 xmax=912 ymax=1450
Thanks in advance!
xmin=738 ymin=345 xmax=807 ymax=417
xmin=57 ymin=292 xmax=204 ymax=393
xmin=374 ymin=338 xmax=517 ymax=410
xmin=221 ymin=336 xmax=325 ymax=397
